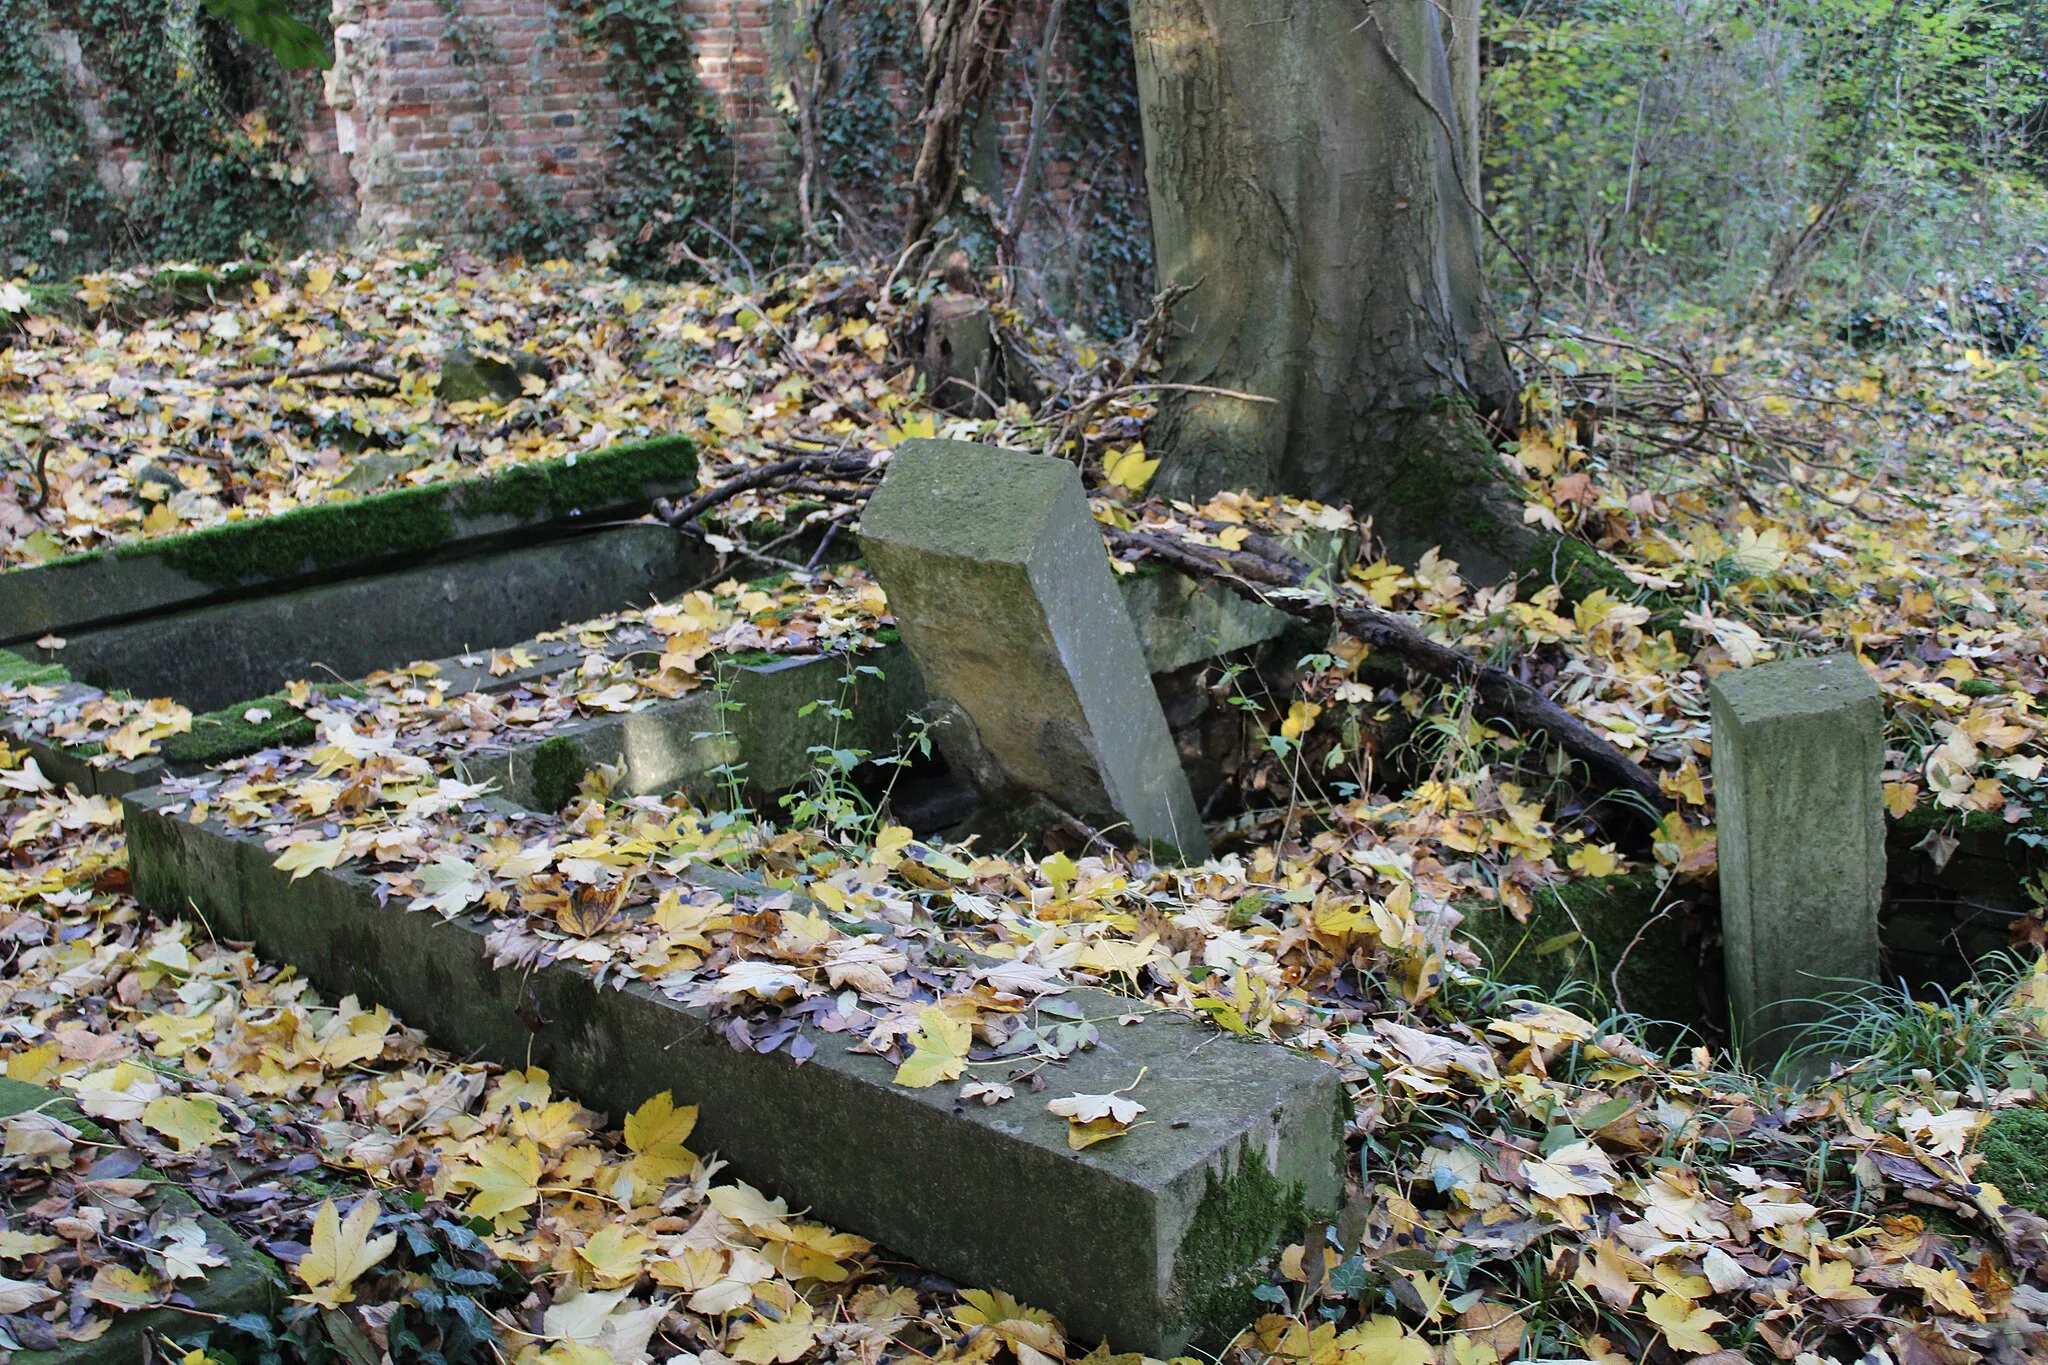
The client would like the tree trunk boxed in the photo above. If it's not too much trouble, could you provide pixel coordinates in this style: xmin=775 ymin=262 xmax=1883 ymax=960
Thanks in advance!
xmin=1128 ymin=0 xmax=1531 ymax=579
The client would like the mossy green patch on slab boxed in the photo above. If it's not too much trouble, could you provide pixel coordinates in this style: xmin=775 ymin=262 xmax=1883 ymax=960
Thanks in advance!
xmin=1979 ymin=1109 xmax=2048 ymax=1214
xmin=1170 ymin=1143 xmax=1313 ymax=1347
xmin=529 ymin=735 xmax=589 ymax=812
xmin=0 ymin=648 xmax=68 ymax=687
xmin=1456 ymin=870 xmax=1702 ymax=1030
xmin=117 ymin=434 xmax=699 ymax=589
xmin=159 ymin=683 xmax=364 ymax=767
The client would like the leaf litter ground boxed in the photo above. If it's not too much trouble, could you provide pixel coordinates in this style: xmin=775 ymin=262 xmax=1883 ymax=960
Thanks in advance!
xmin=3 ymin=248 xmax=2048 ymax=1365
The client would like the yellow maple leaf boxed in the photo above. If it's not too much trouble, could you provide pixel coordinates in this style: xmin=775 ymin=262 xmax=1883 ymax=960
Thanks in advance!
xmin=6 ymin=1042 xmax=59 ymax=1085
xmin=1567 ymin=842 xmax=1620 ymax=877
xmin=624 ymin=1090 xmax=699 ymax=1188
xmin=1900 ymin=1262 xmax=1985 ymax=1321
xmin=275 ymin=837 xmax=350 ymax=880
xmin=1800 ymin=1255 xmax=1865 ymax=1301
xmin=894 ymin=1005 xmax=972 ymax=1089
xmin=1103 ymin=445 xmax=1160 ymax=492
xmin=1642 ymin=1291 xmax=1723 ymax=1354
xmin=731 ymin=1299 xmax=818 ymax=1364
xmin=1337 ymin=1315 xmax=1432 ymax=1365
xmin=575 ymin=1224 xmax=655 ymax=1287
xmin=142 ymin=1094 xmax=227 ymax=1153
xmin=461 ymin=1138 xmax=542 ymax=1221
xmin=1281 ymin=700 xmax=1322 ymax=741
xmin=292 ymin=1198 xmax=396 ymax=1309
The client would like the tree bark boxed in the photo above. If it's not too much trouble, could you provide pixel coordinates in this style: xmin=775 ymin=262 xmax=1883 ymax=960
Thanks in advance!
xmin=1128 ymin=0 xmax=1531 ymax=580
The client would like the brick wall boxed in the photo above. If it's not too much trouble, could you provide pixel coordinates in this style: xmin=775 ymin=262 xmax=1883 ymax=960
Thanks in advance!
xmin=326 ymin=0 xmax=796 ymax=238
xmin=316 ymin=0 xmax=1152 ymax=328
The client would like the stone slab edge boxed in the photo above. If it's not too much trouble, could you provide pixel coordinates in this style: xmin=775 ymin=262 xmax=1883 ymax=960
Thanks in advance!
xmin=0 ymin=435 xmax=699 ymax=646
xmin=122 ymin=790 xmax=1344 ymax=1353
xmin=0 ymin=1077 xmax=279 ymax=1364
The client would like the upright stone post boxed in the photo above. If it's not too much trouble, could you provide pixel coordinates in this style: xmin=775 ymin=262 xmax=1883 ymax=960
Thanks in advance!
xmin=1709 ymin=655 xmax=1885 ymax=1059
xmin=860 ymin=440 xmax=1209 ymax=861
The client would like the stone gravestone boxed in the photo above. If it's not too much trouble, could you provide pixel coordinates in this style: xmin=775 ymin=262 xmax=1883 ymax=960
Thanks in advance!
xmin=861 ymin=439 xmax=1210 ymax=861
xmin=1710 ymin=654 xmax=1885 ymax=1059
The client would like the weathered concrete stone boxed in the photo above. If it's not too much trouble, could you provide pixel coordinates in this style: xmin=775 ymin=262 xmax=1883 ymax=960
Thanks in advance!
xmin=0 ymin=435 xmax=696 ymax=645
xmin=455 ymin=644 xmax=930 ymax=810
xmin=435 ymin=345 xmax=554 ymax=404
xmin=23 ymin=525 xmax=711 ymax=711
xmin=1120 ymin=568 xmax=1291 ymax=674
xmin=1710 ymin=655 xmax=1885 ymax=1058
xmin=0 ymin=1078 xmax=279 ymax=1363
xmin=860 ymin=441 xmax=1208 ymax=860
xmin=123 ymin=793 xmax=1344 ymax=1353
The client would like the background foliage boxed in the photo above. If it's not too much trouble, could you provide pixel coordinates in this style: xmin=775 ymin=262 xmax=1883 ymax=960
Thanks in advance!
xmin=0 ymin=0 xmax=329 ymax=277
xmin=1482 ymin=0 xmax=2048 ymax=317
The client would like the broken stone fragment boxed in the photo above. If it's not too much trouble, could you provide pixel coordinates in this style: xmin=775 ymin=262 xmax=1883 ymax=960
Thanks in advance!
xmin=435 ymin=344 xmax=553 ymax=404
xmin=860 ymin=439 xmax=1209 ymax=861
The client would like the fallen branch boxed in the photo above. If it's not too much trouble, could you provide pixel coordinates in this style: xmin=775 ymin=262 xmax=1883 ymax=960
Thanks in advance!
xmin=213 ymin=361 xmax=399 ymax=390
xmin=1103 ymin=525 xmax=1671 ymax=819
xmin=655 ymin=452 xmax=880 ymax=530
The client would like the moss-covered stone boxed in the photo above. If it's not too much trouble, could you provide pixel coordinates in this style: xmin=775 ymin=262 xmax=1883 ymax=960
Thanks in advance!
xmin=456 ymin=436 xmax=697 ymax=522
xmin=159 ymin=684 xmax=364 ymax=767
xmin=0 ymin=1077 xmax=280 ymax=1364
xmin=1170 ymin=1145 xmax=1312 ymax=1346
xmin=1978 ymin=1109 xmax=2048 ymax=1213
xmin=435 ymin=346 xmax=553 ymax=404
xmin=117 ymin=434 xmax=697 ymax=588
xmin=529 ymin=735 xmax=588 ymax=812
xmin=1515 ymin=536 xmax=1687 ymax=630
xmin=1456 ymin=871 xmax=1701 ymax=1028
xmin=0 ymin=648 xmax=68 ymax=687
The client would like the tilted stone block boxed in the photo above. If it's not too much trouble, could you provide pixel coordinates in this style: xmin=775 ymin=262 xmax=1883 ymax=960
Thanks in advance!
xmin=859 ymin=440 xmax=1208 ymax=860
xmin=1710 ymin=654 xmax=1885 ymax=1059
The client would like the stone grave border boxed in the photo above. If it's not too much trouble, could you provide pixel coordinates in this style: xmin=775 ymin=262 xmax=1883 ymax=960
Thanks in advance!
xmin=0 ymin=434 xmax=698 ymax=646
xmin=121 ymin=791 xmax=1346 ymax=1353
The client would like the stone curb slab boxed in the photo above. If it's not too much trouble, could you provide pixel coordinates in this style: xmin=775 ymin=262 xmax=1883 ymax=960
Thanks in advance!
xmin=0 ymin=435 xmax=697 ymax=646
xmin=122 ymin=791 xmax=1345 ymax=1353
xmin=1710 ymin=654 xmax=1884 ymax=1059
xmin=26 ymin=523 xmax=709 ymax=712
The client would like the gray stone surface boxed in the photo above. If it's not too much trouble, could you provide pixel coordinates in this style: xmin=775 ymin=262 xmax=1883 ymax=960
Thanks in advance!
xmin=123 ymin=792 xmax=1345 ymax=1353
xmin=1120 ymin=568 xmax=1291 ymax=674
xmin=457 ymin=644 xmax=930 ymax=810
xmin=22 ymin=526 xmax=711 ymax=712
xmin=860 ymin=440 xmax=1208 ymax=860
xmin=1710 ymin=654 xmax=1885 ymax=1058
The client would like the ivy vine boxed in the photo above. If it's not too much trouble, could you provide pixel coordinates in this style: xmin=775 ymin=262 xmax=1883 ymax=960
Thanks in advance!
xmin=0 ymin=0 xmax=327 ymax=276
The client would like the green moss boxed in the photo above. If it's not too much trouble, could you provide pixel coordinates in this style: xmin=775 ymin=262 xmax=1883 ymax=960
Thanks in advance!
xmin=456 ymin=434 xmax=697 ymax=521
xmin=160 ymin=685 xmax=364 ymax=767
xmin=530 ymin=736 xmax=588 ymax=812
xmin=0 ymin=648 xmax=68 ymax=687
xmin=1517 ymin=537 xmax=1687 ymax=630
xmin=1894 ymin=802 xmax=2015 ymax=837
xmin=1456 ymin=870 xmax=1699 ymax=1029
xmin=1958 ymin=678 xmax=2004 ymax=698
xmin=1170 ymin=1143 xmax=1312 ymax=1347
xmin=121 ymin=436 xmax=697 ymax=588
xmin=1978 ymin=1109 xmax=2048 ymax=1213
xmin=138 ymin=483 xmax=458 ymax=586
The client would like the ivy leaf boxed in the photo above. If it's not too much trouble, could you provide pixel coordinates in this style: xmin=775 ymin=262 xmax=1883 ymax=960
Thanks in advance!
xmin=200 ymin=0 xmax=332 ymax=69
